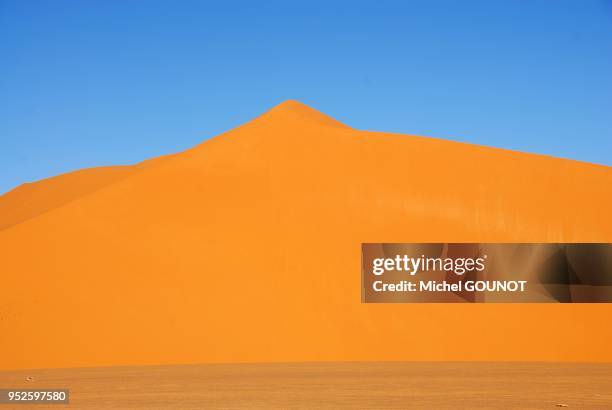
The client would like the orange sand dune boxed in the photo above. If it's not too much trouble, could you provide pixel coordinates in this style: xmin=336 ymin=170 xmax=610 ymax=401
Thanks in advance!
xmin=0 ymin=166 xmax=136 ymax=230
xmin=0 ymin=155 xmax=173 ymax=231
xmin=0 ymin=100 xmax=611 ymax=370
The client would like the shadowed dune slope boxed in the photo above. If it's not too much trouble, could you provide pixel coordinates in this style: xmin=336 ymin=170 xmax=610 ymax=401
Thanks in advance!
xmin=0 ymin=100 xmax=611 ymax=370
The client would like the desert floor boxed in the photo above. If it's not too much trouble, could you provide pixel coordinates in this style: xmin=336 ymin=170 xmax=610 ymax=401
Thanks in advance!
xmin=1 ymin=361 xmax=611 ymax=409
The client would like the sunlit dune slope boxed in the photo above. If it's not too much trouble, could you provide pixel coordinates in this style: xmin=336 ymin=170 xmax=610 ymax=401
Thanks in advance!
xmin=0 ymin=155 xmax=172 ymax=230
xmin=0 ymin=166 xmax=135 ymax=230
xmin=0 ymin=100 xmax=610 ymax=370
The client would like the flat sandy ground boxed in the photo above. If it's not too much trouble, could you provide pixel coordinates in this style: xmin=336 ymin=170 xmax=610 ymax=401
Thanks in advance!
xmin=1 ymin=362 xmax=611 ymax=409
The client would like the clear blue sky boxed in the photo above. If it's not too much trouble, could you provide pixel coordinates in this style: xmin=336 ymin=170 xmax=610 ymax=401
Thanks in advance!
xmin=1 ymin=0 xmax=611 ymax=194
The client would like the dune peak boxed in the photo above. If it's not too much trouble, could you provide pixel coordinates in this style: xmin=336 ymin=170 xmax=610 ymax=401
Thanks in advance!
xmin=257 ymin=100 xmax=350 ymax=129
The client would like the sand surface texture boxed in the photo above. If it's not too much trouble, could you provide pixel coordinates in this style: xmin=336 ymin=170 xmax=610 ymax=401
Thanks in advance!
xmin=1 ymin=362 xmax=611 ymax=409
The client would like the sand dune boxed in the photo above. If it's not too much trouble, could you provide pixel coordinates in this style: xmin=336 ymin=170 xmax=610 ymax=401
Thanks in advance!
xmin=0 ymin=166 xmax=135 ymax=231
xmin=0 ymin=154 xmax=173 ymax=231
xmin=0 ymin=100 xmax=611 ymax=370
